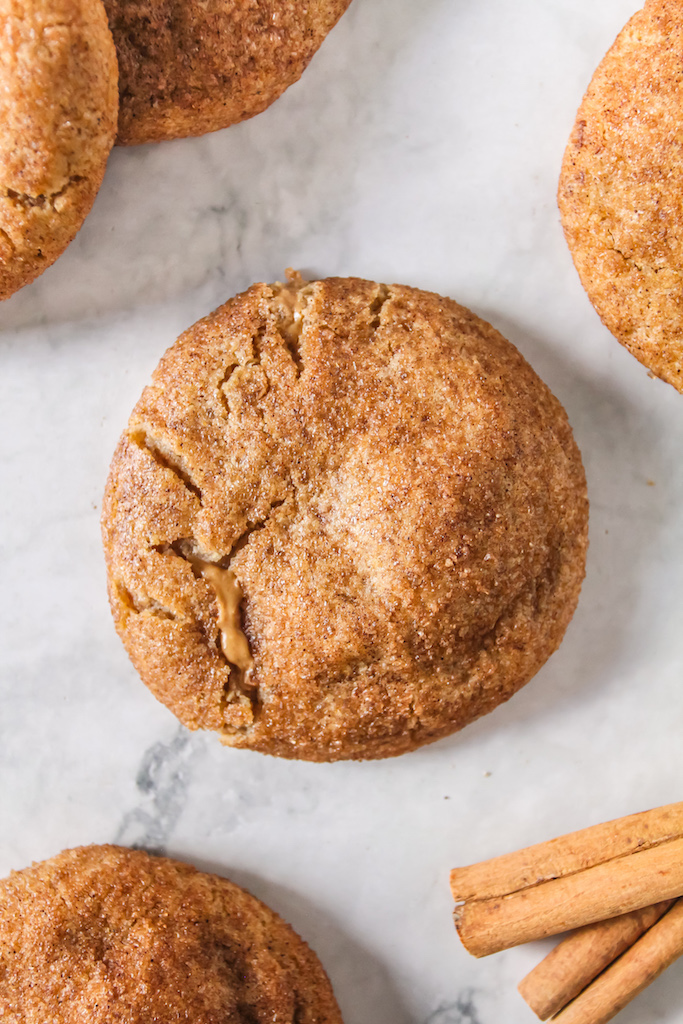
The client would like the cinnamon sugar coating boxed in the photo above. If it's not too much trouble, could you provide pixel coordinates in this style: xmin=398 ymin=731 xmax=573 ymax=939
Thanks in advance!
xmin=559 ymin=0 xmax=683 ymax=392
xmin=102 ymin=275 xmax=588 ymax=761
xmin=0 ymin=845 xmax=342 ymax=1023
xmin=0 ymin=0 xmax=118 ymax=299
xmin=104 ymin=0 xmax=352 ymax=145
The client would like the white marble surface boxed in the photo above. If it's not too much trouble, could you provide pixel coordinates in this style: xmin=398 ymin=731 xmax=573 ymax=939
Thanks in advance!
xmin=1 ymin=1 xmax=683 ymax=1021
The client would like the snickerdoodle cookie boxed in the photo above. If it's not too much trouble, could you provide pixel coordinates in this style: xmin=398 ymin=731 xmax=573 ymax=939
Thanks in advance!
xmin=105 ymin=0 xmax=352 ymax=145
xmin=559 ymin=0 xmax=683 ymax=392
xmin=102 ymin=275 xmax=588 ymax=761
xmin=0 ymin=845 xmax=342 ymax=1023
xmin=0 ymin=0 xmax=118 ymax=300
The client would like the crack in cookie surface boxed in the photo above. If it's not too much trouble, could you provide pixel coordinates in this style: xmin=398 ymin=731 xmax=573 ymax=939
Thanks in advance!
xmin=155 ymin=540 xmax=255 ymax=701
xmin=149 ymin=485 xmax=292 ymax=733
xmin=2 ymin=175 xmax=85 ymax=210
xmin=115 ymin=580 xmax=180 ymax=621
xmin=130 ymin=429 xmax=203 ymax=502
xmin=270 ymin=275 xmax=316 ymax=376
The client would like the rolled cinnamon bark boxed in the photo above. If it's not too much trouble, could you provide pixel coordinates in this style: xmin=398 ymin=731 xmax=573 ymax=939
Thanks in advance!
xmin=455 ymin=836 xmax=683 ymax=957
xmin=517 ymin=901 xmax=675 ymax=1020
xmin=551 ymin=898 xmax=683 ymax=1024
xmin=450 ymin=802 xmax=683 ymax=902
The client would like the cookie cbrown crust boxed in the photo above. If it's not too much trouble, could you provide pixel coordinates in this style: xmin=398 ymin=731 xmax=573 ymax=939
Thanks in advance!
xmin=104 ymin=0 xmax=352 ymax=145
xmin=0 ymin=845 xmax=343 ymax=1023
xmin=0 ymin=0 xmax=118 ymax=300
xmin=558 ymin=0 xmax=683 ymax=392
xmin=102 ymin=275 xmax=588 ymax=761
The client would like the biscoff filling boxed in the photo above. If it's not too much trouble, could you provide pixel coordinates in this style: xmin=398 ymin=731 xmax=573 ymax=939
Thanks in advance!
xmin=197 ymin=561 xmax=254 ymax=680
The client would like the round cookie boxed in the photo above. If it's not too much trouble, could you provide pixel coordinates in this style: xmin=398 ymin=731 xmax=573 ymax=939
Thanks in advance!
xmin=559 ymin=0 xmax=683 ymax=392
xmin=102 ymin=274 xmax=588 ymax=762
xmin=0 ymin=0 xmax=118 ymax=300
xmin=105 ymin=0 xmax=352 ymax=145
xmin=0 ymin=845 xmax=343 ymax=1023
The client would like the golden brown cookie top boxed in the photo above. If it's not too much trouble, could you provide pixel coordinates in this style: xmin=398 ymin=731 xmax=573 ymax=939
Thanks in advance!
xmin=0 ymin=0 xmax=118 ymax=300
xmin=102 ymin=275 xmax=588 ymax=761
xmin=0 ymin=845 xmax=343 ymax=1024
xmin=105 ymin=0 xmax=352 ymax=145
xmin=558 ymin=0 xmax=683 ymax=392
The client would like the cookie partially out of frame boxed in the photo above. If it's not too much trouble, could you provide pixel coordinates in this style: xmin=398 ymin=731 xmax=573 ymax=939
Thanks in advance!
xmin=559 ymin=0 xmax=683 ymax=392
xmin=102 ymin=274 xmax=588 ymax=761
xmin=0 ymin=0 xmax=118 ymax=299
xmin=105 ymin=0 xmax=352 ymax=145
xmin=0 ymin=845 xmax=343 ymax=1024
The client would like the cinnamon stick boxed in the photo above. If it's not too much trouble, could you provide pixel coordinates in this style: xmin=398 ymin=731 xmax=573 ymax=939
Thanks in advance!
xmin=552 ymin=898 xmax=683 ymax=1024
xmin=454 ymin=836 xmax=683 ymax=957
xmin=517 ymin=901 xmax=674 ymax=1020
xmin=450 ymin=801 xmax=683 ymax=902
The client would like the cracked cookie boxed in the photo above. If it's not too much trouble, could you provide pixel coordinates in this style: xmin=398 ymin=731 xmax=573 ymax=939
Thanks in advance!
xmin=102 ymin=274 xmax=588 ymax=761
xmin=0 ymin=845 xmax=343 ymax=1023
xmin=105 ymin=0 xmax=352 ymax=145
xmin=0 ymin=0 xmax=118 ymax=300
xmin=559 ymin=0 xmax=683 ymax=392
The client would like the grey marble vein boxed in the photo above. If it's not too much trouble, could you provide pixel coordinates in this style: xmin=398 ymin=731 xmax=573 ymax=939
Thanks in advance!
xmin=114 ymin=727 xmax=203 ymax=854
xmin=423 ymin=993 xmax=484 ymax=1024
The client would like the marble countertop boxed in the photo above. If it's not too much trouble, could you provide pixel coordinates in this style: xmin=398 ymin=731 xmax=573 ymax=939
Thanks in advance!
xmin=2 ymin=1 xmax=682 ymax=1021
